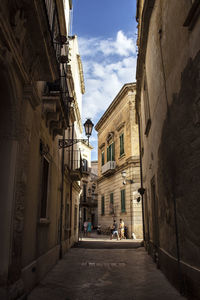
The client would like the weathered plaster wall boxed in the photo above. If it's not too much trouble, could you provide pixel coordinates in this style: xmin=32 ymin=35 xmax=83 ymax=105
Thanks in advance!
xmin=137 ymin=0 xmax=200 ymax=297
xmin=158 ymin=50 xmax=200 ymax=267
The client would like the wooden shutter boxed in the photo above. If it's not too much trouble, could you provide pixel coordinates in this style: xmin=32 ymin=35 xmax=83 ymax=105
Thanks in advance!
xmin=107 ymin=146 xmax=109 ymax=162
xmin=101 ymin=196 xmax=105 ymax=215
xmin=110 ymin=193 xmax=114 ymax=214
xmin=121 ymin=189 xmax=126 ymax=212
xmin=111 ymin=142 xmax=115 ymax=161
xmin=102 ymin=151 xmax=105 ymax=165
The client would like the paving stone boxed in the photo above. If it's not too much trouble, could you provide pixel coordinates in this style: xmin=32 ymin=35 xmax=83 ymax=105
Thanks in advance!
xmin=28 ymin=238 xmax=186 ymax=300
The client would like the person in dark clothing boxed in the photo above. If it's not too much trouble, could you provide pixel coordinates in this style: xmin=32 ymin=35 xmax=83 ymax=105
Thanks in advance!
xmin=110 ymin=220 xmax=119 ymax=240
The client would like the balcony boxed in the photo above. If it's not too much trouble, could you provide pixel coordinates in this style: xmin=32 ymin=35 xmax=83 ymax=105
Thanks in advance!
xmin=80 ymin=196 xmax=98 ymax=208
xmin=15 ymin=0 xmax=65 ymax=82
xmin=65 ymin=150 xmax=83 ymax=181
xmin=101 ymin=161 xmax=116 ymax=176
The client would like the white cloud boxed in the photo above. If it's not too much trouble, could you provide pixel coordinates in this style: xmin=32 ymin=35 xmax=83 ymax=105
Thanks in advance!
xmin=79 ymin=30 xmax=137 ymax=122
xmin=99 ymin=31 xmax=135 ymax=57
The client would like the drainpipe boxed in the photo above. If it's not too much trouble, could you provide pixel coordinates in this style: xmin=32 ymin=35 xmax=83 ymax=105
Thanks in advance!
xmin=137 ymin=112 xmax=145 ymax=242
xmin=59 ymin=130 xmax=65 ymax=259
xmin=130 ymin=182 xmax=133 ymax=238
xmin=69 ymin=124 xmax=74 ymax=239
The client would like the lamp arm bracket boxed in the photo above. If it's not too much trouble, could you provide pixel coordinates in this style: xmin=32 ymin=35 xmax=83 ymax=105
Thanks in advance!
xmin=59 ymin=138 xmax=88 ymax=148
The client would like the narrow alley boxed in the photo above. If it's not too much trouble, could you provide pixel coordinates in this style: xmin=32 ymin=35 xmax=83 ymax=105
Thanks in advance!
xmin=28 ymin=234 xmax=185 ymax=300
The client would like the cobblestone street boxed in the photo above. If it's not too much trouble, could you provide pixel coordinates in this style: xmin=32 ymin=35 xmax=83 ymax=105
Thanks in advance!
xmin=28 ymin=235 xmax=185 ymax=300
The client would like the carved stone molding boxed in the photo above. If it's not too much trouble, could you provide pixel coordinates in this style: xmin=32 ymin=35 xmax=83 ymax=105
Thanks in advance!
xmin=106 ymin=132 xmax=114 ymax=143
xmin=116 ymin=121 xmax=125 ymax=132
xmin=23 ymin=83 xmax=41 ymax=109
xmin=42 ymin=99 xmax=57 ymax=114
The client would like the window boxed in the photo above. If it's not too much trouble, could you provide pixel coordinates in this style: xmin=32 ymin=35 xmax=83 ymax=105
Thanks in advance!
xmin=107 ymin=142 xmax=115 ymax=161
xmin=101 ymin=151 xmax=105 ymax=166
xmin=82 ymin=159 xmax=88 ymax=172
xmin=40 ymin=157 xmax=49 ymax=218
xmin=83 ymin=184 xmax=87 ymax=202
xmin=120 ymin=133 xmax=124 ymax=156
xmin=101 ymin=196 xmax=105 ymax=215
xmin=121 ymin=189 xmax=126 ymax=213
xmin=110 ymin=193 xmax=114 ymax=214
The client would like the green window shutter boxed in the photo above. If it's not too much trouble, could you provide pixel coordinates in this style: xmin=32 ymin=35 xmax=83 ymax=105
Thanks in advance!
xmin=121 ymin=189 xmax=126 ymax=212
xmin=120 ymin=133 xmax=124 ymax=156
xmin=110 ymin=193 xmax=114 ymax=214
xmin=101 ymin=151 xmax=105 ymax=166
xmin=107 ymin=146 xmax=110 ymax=162
xmin=101 ymin=196 xmax=105 ymax=215
xmin=120 ymin=135 xmax=122 ymax=155
xmin=112 ymin=142 xmax=115 ymax=161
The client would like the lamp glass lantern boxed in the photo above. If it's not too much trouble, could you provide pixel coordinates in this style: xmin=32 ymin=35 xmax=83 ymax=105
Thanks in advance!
xmin=84 ymin=119 xmax=94 ymax=145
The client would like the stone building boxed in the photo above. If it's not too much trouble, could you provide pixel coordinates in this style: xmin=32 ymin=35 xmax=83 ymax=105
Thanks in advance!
xmin=0 ymin=0 xmax=86 ymax=298
xmin=136 ymin=0 xmax=200 ymax=298
xmin=95 ymin=83 xmax=142 ymax=238
xmin=80 ymin=142 xmax=98 ymax=229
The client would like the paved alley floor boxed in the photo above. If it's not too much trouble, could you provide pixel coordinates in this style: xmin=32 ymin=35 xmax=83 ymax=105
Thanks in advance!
xmin=28 ymin=236 xmax=185 ymax=300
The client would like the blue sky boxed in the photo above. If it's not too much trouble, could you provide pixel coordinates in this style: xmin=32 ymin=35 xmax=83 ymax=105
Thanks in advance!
xmin=72 ymin=0 xmax=138 ymax=160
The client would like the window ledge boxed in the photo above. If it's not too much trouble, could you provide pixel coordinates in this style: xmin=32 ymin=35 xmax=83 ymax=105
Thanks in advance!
xmin=38 ymin=218 xmax=50 ymax=225
xmin=121 ymin=211 xmax=127 ymax=214
xmin=119 ymin=153 xmax=125 ymax=159
xmin=183 ymin=0 xmax=200 ymax=30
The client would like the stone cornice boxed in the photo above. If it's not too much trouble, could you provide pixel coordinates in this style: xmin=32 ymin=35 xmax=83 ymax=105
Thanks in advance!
xmin=99 ymin=142 xmax=105 ymax=149
xmin=95 ymin=82 xmax=136 ymax=131
xmin=135 ymin=0 xmax=155 ymax=115
xmin=56 ymin=0 xmax=66 ymax=36
xmin=116 ymin=121 xmax=125 ymax=132
xmin=77 ymin=54 xmax=85 ymax=94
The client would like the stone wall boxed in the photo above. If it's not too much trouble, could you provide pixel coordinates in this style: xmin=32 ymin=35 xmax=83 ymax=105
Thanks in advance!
xmin=136 ymin=0 xmax=200 ymax=297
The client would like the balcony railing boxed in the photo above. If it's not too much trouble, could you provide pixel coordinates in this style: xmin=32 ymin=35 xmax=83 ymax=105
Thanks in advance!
xmin=101 ymin=161 xmax=116 ymax=175
xmin=65 ymin=150 xmax=83 ymax=180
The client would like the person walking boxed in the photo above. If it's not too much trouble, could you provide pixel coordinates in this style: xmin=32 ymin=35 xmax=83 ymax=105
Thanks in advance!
xmin=83 ymin=220 xmax=88 ymax=237
xmin=110 ymin=220 xmax=119 ymax=240
xmin=119 ymin=219 xmax=125 ymax=240
xmin=87 ymin=218 xmax=92 ymax=237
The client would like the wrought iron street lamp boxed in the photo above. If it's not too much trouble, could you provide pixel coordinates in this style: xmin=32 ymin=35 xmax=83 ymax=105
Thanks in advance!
xmin=83 ymin=119 xmax=94 ymax=145
xmin=59 ymin=118 xmax=94 ymax=148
